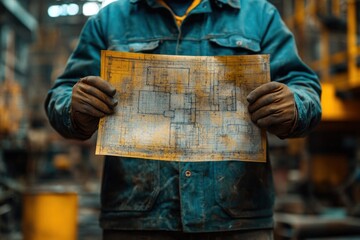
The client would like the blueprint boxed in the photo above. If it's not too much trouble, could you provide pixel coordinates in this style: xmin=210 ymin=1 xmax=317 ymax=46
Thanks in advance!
xmin=96 ymin=51 xmax=269 ymax=162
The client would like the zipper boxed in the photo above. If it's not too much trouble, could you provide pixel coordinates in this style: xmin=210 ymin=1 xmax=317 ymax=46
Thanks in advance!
xmin=176 ymin=27 xmax=182 ymax=55
xmin=156 ymin=3 xmax=182 ymax=54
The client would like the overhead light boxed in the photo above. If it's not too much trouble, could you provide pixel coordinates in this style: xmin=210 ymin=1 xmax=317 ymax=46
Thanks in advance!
xmin=48 ymin=1 xmax=105 ymax=18
xmin=83 ymin=2 xmax=100 ymax=16
xmin=67 ymin=3 xmax=80 ymax=16
xmin=48 ymin=5 xmax=61 ymax=18
xmin=48 ymin=3 xmax=80 ymax=17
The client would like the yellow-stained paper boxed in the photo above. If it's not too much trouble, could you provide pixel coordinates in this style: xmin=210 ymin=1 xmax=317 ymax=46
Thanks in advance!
xmin=96 ymin=51 xmax=269 ymax=162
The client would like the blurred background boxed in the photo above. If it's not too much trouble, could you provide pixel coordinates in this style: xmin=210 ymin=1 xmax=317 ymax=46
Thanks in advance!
xmin=0 ymin=0 xmax=360 ymax=239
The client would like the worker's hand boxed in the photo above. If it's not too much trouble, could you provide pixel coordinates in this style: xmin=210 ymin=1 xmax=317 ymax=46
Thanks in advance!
xmin=247 ymin=82 xmax=297 ymax=139
xmin=71 ymin=76 xmax=117 ymax=138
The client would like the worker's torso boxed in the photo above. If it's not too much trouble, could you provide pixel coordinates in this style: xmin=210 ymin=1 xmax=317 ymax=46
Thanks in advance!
xmin=93 ymin=0 xmax=275 ymax=232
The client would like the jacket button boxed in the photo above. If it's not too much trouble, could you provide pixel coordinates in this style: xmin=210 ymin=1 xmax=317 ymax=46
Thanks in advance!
xmin=185 ymin=170 xmax=192 ymax=177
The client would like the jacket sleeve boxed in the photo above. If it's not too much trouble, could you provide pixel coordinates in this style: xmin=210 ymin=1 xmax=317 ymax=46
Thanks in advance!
xmin=44 ymin=15 xmax=107 ymax=139
xmin=260 ymin=4 xmax=322 ymax=138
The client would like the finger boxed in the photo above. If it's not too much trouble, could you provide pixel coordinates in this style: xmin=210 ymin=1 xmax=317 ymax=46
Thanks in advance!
xmin=256 ymin=112 xmax=288 ymax=129
xmin=255 ymin=115 xmax=279 ymax=129
xmin=80 ymin=76 xmax=116 ymax=97
xmin=77 ymin=103 xmax=107 ymax=118
xmin=248 ymin=91 xmax=280 ymax=113
xmin=78 ymin=82 xmax=118 ymax=108
xmin=267 ymin=124 xmax=290 ymax=136
xmin=247 ymin=82 xmax=282 ymax=104
xmin=75 ymin=91 xmax=116 ymax=115
xmin=250 ymin=105 xmax=281 ymax=123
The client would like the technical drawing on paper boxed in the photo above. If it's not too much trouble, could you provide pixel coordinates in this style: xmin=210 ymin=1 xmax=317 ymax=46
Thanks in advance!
xmin=96 ymin=51 xmax=270 ymax=162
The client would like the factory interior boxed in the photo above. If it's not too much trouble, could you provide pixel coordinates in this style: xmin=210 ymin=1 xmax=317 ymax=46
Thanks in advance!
xmin=1 ymin=0 xmax=360 ymax=239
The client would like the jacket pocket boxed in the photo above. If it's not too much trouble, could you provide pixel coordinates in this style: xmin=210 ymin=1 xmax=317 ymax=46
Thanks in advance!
xmin=214 ymin=161 xmax=274 ymax=218
xmin=108 ymin=40 xmax=160 ymax=53
xmin=101 ymin=156 xmax=160 ymax=213
xmin=208 ymin=35 xmax=261 ymax=55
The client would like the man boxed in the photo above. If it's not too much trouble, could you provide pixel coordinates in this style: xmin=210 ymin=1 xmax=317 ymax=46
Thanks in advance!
xmin=45 ymin=0 xmax=322 ymax=239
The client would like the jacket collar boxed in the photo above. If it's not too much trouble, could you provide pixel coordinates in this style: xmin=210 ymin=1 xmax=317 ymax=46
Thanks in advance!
xmin=130 ymin=0 xmax=241 ymax=9
xmin=216 ymin=0 xmax=240 ymax=9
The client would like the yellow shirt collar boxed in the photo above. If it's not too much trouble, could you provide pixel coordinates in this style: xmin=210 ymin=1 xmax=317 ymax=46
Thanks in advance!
xmin=158 ymin=0 xmax=202 ymax=26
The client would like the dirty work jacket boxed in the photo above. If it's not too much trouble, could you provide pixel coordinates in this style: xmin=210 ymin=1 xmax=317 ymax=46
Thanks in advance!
xmin=45 ymin=0 xmax=322 ymax=233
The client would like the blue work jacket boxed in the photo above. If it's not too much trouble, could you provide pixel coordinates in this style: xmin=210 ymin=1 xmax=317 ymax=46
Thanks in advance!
xmin=45 ymin=0 xmax=322 ymax=233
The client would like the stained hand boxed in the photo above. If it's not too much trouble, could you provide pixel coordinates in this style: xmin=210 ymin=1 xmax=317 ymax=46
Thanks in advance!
xmin=247 ymin=82 xmax=297 ymax=139
xmin=71 ymin=76 xmax=117 ymax=139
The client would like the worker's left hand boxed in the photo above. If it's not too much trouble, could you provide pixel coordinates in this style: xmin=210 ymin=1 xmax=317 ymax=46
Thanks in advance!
xmin=247 ymin=82 xmax=297 ymax=139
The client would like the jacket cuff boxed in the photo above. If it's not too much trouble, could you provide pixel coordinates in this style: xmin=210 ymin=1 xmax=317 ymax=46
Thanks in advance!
xmin=287 ymin=90 xmax=309 ymax=138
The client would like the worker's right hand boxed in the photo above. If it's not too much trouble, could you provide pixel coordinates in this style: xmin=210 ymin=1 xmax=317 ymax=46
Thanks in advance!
xmin=70 ymin=76 xmax=117 ymax=138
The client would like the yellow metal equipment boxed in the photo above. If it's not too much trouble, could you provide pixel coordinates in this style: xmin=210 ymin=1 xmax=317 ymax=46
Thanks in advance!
xmin=281 ymin=0 xmax=360 ymax=121
xmin=22 ymin=191 xmax=78 ymax=240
